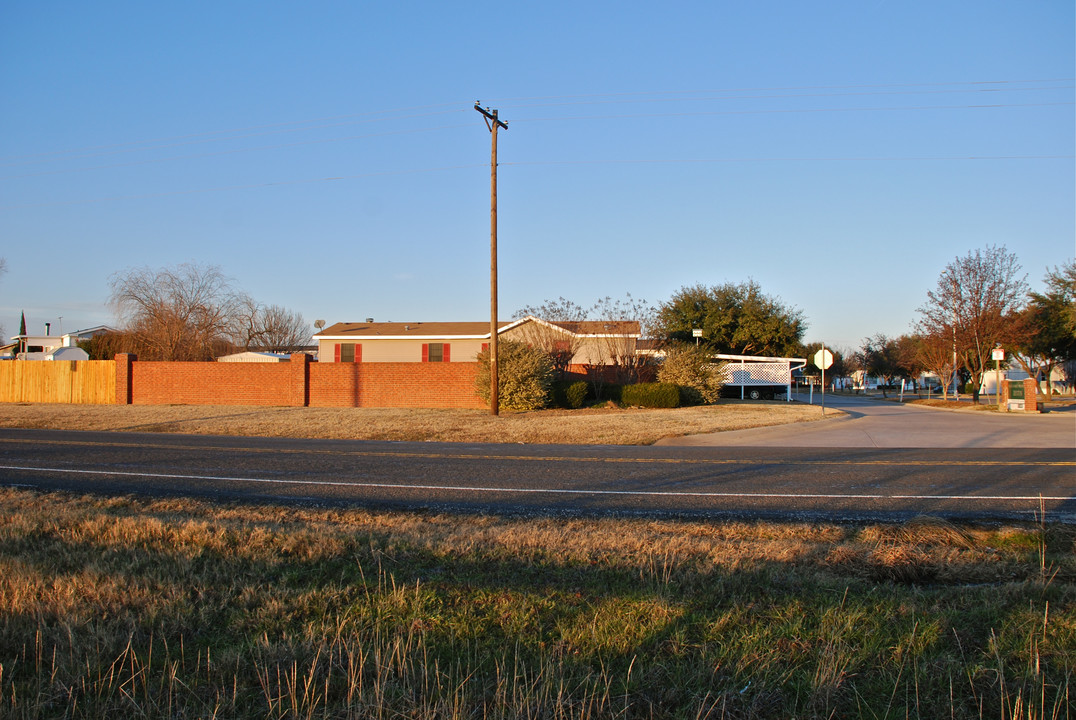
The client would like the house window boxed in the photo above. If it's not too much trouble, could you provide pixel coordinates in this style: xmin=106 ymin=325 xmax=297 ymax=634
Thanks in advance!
xmin=335 ymin=343 xmax=361 ymax=363
xmin=422 ymin=343 xmax=450 ymax=362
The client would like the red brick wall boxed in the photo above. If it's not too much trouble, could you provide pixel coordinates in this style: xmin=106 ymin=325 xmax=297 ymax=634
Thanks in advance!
xmin=116 ymin=354 xmax=484 ymax=409
xmin=309 ymin=362 xmax=483 ymax=408
xmin=130 ymin=361 xmax=298 ymax=406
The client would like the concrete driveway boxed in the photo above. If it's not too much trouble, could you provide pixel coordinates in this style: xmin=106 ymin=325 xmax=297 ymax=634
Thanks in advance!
xmin=657 ymin=393 xmax=1076 ymax=449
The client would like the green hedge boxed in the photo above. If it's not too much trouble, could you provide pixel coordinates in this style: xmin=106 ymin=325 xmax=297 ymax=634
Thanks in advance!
xmin=551 ymin=380 xmax=588 ymax=409
xmin=620 ymin=382 xmax=681 ymax=408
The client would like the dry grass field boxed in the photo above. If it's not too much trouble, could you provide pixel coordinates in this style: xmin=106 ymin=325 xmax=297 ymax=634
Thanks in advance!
xmin=0 ymin=488 xmax=1071 ymax=718
xmin=0 ymin=401 xmax=834 ymax=444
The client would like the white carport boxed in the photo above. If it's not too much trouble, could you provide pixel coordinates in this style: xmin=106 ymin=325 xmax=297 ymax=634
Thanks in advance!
xmin=714 ymin=353 xmax=808 ymax=401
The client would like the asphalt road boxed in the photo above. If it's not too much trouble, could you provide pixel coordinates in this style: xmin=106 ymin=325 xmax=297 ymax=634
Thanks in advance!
xmin=1 ymin=420 xmax=1073 ymax=524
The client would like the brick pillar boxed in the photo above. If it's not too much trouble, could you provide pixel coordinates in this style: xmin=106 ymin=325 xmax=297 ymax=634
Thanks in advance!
xmin=1024 ymin=377 xmax=1039 ymax=413
xmin=290 ymin=353 xmax=311 ymax=407
xmin=115 ymin=353 xmax=136 ymax=405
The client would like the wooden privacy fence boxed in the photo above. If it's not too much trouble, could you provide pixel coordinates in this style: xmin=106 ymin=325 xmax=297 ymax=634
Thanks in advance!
xmin=0 ymin=361 xmax=116 ymax=404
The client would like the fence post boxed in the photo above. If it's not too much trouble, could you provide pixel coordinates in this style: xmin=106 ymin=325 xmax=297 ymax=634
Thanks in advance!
xmin=115 ymin=354 xmax=136 ymax=405
xmin=290 ymin=353 xmax=311 ymax=407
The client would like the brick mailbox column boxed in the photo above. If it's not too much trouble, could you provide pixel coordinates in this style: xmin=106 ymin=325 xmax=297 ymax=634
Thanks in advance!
xmin=290 ymin=353 xmax=311 ymax=407
xmin=1023 ymin=377 xmax=1039 ymax=413
xmin=115 ymin=353 xmax=136 ymax=405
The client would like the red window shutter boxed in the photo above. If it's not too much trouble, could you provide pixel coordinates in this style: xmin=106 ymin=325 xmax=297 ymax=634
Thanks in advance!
xmin=354 ymin=344 xmax=362 ymax=363
xmin=443 ymin=344 xmax=450 ymax=362
xmin=334 ymin=344 xmax=340 ymax=362
xmin=421 ymin=343 xmax=429 ymax=362
xmin=482 ymin=342 xmax=488 ymax=353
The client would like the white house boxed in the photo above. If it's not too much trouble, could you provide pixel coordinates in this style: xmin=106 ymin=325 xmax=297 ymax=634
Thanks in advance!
xmin=314 ymin=316 xmax=641 ymax=366
xmin=7 ymin=324 xmax=115 ymax=360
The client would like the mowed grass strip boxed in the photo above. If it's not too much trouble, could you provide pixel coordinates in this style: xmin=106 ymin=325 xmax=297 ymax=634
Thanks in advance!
xmin=0 ymin=488 xmax=1071 ymax=719
xmin=0 ymin=402 xmax=833 ymax=445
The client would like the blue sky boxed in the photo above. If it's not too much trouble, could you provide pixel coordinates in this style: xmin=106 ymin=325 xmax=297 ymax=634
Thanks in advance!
xmin=1 ymin=1 xmax=1072 ymax=352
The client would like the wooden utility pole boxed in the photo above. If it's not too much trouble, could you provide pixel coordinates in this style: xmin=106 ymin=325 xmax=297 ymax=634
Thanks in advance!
xmin=475 ymin=102 xmax=507 ymax=415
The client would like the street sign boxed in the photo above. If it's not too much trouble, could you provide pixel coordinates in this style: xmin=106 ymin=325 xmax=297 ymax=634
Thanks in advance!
xmin=992 ymin=348 xmax=1005 ymax=361
xmin=692 ymin=329 xmax=703 ymax=338
xmin=813 ymin=348 xmax=834 ymax=370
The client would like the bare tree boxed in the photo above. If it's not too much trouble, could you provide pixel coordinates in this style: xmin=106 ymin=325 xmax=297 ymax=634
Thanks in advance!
xmin=512 ymin=298 xmax=589 ymax=378
xmin=916 ymin=331 xmax=958 ymax=399
xmin=589 ymin=294 xmax=655 ymax=384
xmin=109 ymin=263 xmax=241 ymax=360
xmin=252 ymin=304 xmax=311 ymax=353
xmin=231 ymin=293 xmax=263 ymax=351
xmin=514 ymin=294 xmax=655 ymax=392
xmin=917 ymin=246 xmax=1029 ymax=388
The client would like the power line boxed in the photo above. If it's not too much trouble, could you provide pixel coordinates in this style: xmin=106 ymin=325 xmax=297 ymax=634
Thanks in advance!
xmin=509 ymin=101 xmax=1073 ymax=126
xmin=1 ymin=124 xmax=473 ymax=180
xmin=482 ymin=78 xmax=1075 ymax=105
xmin=0 ymin=106 xmax=469 ymax=167
xmin=2 ymin=77 xmax=1069 ymax=165
xmin=2 ymin=154 xmax=1069 ymax=211
xmin=502 ymin=155 xmax=1075 ymax=167
xmin=0 ymin=164 xmax=489 ymax=209
xmin=496 ymin=84 xmax=1075 ymax=112
xmin=2 ymin=100 xmax=1068 ymax=182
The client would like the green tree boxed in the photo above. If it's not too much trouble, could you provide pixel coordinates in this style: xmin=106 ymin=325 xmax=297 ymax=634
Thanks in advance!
xmin=1012 ymin=261 xmax=1076 ymax=393
xmin=655 ymin=281 xmax=805 ymax=356
xmin=475 ymin=340 xmax=554 ymax=411
xmin=860 ymin=334 xmax=903 ymax=397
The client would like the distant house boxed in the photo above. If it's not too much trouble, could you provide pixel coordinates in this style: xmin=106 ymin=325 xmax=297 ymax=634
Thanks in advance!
xmin=313 ymin=316 xmax=641 ymax=366
xmin=7 ymin=324 xmax=115 ymax=360
xmin=216 ymin=351 xmax=291 ymax=363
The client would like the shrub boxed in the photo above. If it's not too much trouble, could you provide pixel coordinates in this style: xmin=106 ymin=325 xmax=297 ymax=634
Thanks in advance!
xmin=551 ymin=380 xmax=588 ymax=409
xmin=600 ymin=383 xmax=622 ymax=403
xmin=620 ymin=382 xmax=680 ymax=408
xmin=475 ymin=341 xmax=554 ymax=411
xmin=657 ymin=343 xmax=724 ymax=404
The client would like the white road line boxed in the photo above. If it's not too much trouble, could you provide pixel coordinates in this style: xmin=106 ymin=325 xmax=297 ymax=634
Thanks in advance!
xmin=1 ymin=465 xmax=1071 ymax=503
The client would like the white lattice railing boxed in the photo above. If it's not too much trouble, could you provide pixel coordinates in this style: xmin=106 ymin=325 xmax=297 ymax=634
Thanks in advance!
xmin=718 ymin=362 xmax=790 ymax=386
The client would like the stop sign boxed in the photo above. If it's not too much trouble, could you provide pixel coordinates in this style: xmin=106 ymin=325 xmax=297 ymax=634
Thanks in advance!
xmin=813 ymin=348 xmax=834 ymax=370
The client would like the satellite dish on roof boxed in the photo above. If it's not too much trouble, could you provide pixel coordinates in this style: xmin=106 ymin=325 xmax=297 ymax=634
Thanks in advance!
xmin=314 ymin=319 xmax=326 ymax=330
